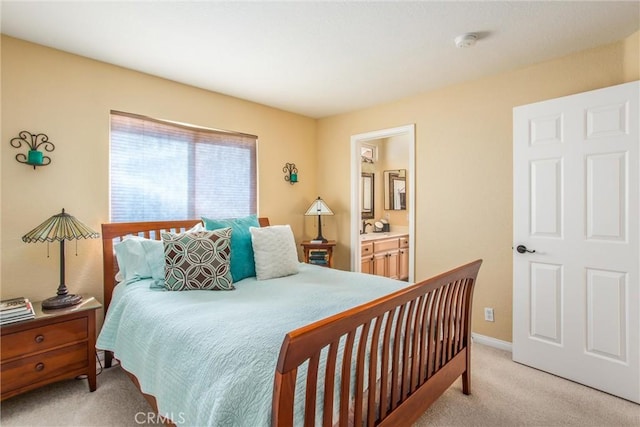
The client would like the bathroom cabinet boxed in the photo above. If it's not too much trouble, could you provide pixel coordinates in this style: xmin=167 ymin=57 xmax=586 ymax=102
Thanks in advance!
xmin=360 ymin=234 xmax=409 ymax=281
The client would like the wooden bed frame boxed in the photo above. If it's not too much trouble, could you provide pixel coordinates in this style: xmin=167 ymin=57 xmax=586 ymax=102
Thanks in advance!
xmin=101 ymin=219 xmax=482 ymax=427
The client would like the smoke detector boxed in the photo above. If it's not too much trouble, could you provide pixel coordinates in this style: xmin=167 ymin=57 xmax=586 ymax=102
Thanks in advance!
xmin=454 ymin=33 xmax=478 ymax=48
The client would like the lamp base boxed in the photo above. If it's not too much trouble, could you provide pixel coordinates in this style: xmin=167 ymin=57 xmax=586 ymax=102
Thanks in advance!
xmin=42 ymin=294 xmax=83 ymax=310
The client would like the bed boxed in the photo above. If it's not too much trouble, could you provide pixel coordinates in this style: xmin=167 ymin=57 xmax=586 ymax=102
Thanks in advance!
xmin=98 ymin=218 xmax=481 ymax=426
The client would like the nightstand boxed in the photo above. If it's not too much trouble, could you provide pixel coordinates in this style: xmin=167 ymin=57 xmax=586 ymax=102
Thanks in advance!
xmin=301 ymin=240 xmax=336 ymax=268
xmin=0 ymin=295 xmax=101 ymax=401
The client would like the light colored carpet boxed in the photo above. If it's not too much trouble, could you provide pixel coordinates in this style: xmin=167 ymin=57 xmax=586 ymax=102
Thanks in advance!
xmin=414 ymin=344 xmax=639 ymax=426
xmin=1 ymin=343 xmax=638 ymax=426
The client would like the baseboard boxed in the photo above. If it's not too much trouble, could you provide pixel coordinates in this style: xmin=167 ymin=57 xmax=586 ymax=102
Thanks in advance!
xmin=471 ymin=333 xmax=512 ymax=352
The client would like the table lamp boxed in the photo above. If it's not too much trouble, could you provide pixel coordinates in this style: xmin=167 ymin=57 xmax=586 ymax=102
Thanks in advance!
xmin=304 ymin=196 xmax=334 ymax=243
xmin=22 ymin=208 xmax=100 ymax=309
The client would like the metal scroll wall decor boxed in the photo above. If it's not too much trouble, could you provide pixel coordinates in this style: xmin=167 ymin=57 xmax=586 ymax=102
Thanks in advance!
xmin=283 ymin=162 xmax=298 ymax=184
xmin=11 ymin=131 xmax=55 ymax=169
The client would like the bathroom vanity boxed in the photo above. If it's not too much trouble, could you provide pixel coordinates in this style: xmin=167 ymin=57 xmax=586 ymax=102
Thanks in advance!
xmin=360 ymin=232 xmax=409 ymax=281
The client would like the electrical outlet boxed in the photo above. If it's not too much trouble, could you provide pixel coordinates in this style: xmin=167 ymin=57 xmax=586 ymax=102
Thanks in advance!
xmin=484 ymin=307 xmax=495 ymax=322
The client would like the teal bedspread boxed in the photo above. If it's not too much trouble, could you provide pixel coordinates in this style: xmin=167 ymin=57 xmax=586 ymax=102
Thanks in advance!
xmin=97 ymin=263 xmax=408 ymax=426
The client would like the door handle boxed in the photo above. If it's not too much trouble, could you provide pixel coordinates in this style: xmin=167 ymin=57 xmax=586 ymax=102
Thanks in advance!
xmin=516 ymin=245 xmax=535 ymax=254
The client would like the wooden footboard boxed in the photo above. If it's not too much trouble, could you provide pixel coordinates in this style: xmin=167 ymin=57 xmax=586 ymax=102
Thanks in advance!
xmin=272 ymin=259 xmax=482 ymax=427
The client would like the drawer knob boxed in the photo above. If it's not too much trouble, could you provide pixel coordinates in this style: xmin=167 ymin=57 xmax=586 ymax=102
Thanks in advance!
xmin=35 ymin=334 xmax=45 ymax=343
xmin=35 ymin=362 xmax=45 ymax=372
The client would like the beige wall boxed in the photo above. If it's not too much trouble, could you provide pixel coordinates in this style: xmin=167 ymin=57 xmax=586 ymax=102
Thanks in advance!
xmin=380 ymin=135 xmax=409 ymax=228
xmin=317 ymin=31 xmax=639 ymax=343
xmin=0 ymin=36 xmax=318 ymax=311
xmin=624 ymin=30 xmax=639 ymax=81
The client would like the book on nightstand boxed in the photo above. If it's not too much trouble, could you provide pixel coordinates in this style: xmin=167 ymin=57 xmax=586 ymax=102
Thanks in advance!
xmin=0 ymin=297 xmax=28 ymax=311
xmin=309 ymin=249 xmax=329 ymax=265
xmin=0 ymin=297 xmax=35 ymax=325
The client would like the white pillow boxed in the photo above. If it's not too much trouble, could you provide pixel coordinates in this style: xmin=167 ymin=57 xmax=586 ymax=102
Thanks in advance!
xmin=188 ymin=222 xmax=206 ymax=232
xmin=114 ymin=237 xmax=153 ymax=282
xmin=250 ymin=225 xmax=299 ymax=280
xmin=114 ymin=236 xmax=165 ymax=287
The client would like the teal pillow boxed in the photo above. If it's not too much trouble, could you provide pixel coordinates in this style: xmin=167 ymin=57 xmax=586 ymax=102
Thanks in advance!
xmin=202 ymin=215 xmax=259 ymax=282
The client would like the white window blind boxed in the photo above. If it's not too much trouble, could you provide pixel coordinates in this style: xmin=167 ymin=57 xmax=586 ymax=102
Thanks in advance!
xmin=110 ymin=111 xmax=257 ymax=222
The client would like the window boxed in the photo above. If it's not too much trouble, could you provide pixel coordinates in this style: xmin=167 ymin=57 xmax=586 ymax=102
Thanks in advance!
xmin=110 ymin=111 xmax=257 ymax=222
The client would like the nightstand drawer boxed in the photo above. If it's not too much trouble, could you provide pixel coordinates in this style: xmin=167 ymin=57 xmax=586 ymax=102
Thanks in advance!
xmin=1 ymin=342 xmax=88 ymax=393
xmin=1 ymin=318 xmax=88 ymax=360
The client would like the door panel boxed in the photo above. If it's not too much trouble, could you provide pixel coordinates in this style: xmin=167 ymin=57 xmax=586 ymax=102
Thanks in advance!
xmin=586 ymin=152 xmax=626 ymax=241
xmin=530 ymin=158 xmax=563 ymax=237
xmin=529 ymin=262 xmax=563 ymax=344
xmin=586 ymin=268 xmax=626 ymax=361
xmin=513 ymin=81 xmax=639 ymax=403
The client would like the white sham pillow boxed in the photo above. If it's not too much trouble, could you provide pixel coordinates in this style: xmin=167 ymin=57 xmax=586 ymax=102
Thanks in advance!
xmin=114 ymin=237 xmax=153 ymax=282
xmin=250 ymin=225 xmax=299 ymax=280
xmin=114 ymin=236 xmax=165 ymax=288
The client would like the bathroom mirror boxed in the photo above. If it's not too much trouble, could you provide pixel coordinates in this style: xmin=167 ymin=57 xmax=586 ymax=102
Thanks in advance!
xmin=361 ymin=172 xmax=374 ymax=219
xmin=384 ymin=169 xmax=406 ymax=210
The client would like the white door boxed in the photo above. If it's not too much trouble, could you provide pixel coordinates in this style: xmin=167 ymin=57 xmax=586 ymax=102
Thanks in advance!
xmin=513 ymin=81 xmax=639 ymax=403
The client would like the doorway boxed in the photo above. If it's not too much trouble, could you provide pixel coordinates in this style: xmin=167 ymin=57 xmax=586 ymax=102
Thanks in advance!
xmin=350 ymin=124 xmax=416 ymax=282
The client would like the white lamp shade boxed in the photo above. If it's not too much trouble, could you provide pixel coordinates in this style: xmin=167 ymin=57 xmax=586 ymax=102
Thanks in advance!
xmin=305 ymin=197 xmax=333 ymax=216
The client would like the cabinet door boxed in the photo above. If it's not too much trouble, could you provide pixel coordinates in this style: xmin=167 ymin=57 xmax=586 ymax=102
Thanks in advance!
xmin=361 ymin=255 xmax=374 ymax=275
xmin=398 ymin=248 xmax=409 ymax=281
xmin=387 ymin=250 xmax=400 ymax=280
xmin=373 ymin=253 xmax=387 ymax=277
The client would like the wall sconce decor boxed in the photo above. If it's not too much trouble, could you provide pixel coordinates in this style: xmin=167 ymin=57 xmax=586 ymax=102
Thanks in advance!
xmin=283 ymin=162 xmax=299 ymax=184
xmin=11 ymin=131 xmax=55 ymax=169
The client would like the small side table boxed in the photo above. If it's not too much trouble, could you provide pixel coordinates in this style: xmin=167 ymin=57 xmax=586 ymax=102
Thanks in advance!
xmin=0 ymin=295 xmax=102 ymax=401
xmin=301 ymin=240 xmax=336 ymax=268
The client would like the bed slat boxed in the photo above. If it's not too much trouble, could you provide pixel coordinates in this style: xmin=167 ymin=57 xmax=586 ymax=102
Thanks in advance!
xmin=367 ymin=314 xmax=384 ymax=427
xmin=304 ymin=353 xmax=320 ymax=426
xmin=353 ymin=320 xmax=371 ymax=426
xmin=323 ymin=341 xmax=339 ymax=427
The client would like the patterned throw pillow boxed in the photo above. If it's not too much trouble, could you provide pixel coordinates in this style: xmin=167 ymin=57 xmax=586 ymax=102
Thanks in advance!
xmin=162 ymin=228 xmax=234 ymax=291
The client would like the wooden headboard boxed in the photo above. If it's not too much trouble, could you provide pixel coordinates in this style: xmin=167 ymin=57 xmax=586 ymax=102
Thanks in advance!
xmin=101 ymin=218 xmax=270 ymax=313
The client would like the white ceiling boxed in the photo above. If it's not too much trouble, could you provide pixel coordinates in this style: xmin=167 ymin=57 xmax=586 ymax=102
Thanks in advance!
xmin=1 ymin=1 xmax=638 ymax=118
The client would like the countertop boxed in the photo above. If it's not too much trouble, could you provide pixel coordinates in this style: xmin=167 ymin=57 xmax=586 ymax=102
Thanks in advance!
xmin=360 ymin=231 xmax=408 ymax=242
